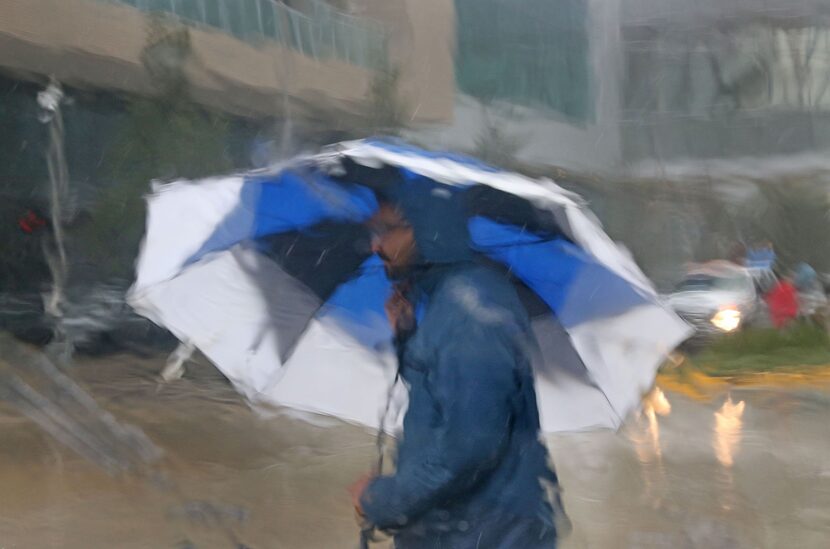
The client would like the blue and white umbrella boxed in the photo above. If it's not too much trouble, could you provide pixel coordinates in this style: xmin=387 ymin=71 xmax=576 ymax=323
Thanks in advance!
xmin=129 ymin=139 xmax=690 ymax=433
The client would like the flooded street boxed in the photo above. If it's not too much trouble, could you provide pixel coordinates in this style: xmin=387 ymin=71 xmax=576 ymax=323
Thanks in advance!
xmin=554 ymin=387 xmax=830 ymax=548
xmin=0 ymin=354 xmax=828 ymax=549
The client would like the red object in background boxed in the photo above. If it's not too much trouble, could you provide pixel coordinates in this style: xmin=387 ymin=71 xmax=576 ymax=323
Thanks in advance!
xmin=17 ymin=209 xmax=48 ymax=234
xmin=765 ymin=279 xmax=799 ymax=328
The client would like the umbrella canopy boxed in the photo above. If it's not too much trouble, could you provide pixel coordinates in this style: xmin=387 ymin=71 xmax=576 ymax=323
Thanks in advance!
xmin=129 ymin=139 xmax=691 ymax=433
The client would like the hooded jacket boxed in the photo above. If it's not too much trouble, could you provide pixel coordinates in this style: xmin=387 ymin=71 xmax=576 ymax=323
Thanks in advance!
xmin=360 ymin=174 xmax=560 ymax=548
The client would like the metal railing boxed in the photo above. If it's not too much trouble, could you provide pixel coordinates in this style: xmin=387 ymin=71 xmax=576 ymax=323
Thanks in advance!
xmin=107 ymin=0 xmax=386 ymax=68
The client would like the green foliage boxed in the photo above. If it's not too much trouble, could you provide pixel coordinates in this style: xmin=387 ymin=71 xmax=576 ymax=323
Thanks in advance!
xmin=365 ymin=65 xmax=408 ymax=136
xmin=564 ymin=172 xmax=830 ymax=289
xmin=295 ymin=62 xmax=408 ymax=143
xmin=737 ymin=179 xmax=830 ymax=271
xmin=694 ymin=323 xmax=830 ymax=374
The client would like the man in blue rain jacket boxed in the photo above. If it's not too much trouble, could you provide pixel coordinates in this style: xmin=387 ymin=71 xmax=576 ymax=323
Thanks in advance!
xmin=351 ymin=177 xmax=563 ymax=548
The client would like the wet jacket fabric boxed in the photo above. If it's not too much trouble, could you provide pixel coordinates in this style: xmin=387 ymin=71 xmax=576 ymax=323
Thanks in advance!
xmin=360 ymin=177 xmax=559 ymax=548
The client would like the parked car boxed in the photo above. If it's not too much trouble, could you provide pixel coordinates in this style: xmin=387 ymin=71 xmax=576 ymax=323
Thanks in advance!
xmin=0 ymin=283 xmax=175 ymax=355
xmin=664 ymin=261 xmax=760 ymax=344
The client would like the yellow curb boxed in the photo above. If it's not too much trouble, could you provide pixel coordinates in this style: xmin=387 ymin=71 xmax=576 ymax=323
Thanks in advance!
xmin=656 ymin=364 xmax=830 ymax=401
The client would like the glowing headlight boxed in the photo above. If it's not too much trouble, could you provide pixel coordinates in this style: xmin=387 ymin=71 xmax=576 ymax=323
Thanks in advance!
xmin=711 ymin=308 xmax=741 ymax=332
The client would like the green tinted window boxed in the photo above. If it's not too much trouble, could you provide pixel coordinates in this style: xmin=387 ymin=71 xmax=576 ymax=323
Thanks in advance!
xmin=203 ymin=0 xmax=223 ymax=28
xmin=173 ymin=0 xmax=204 ymax=24
xmin=259 ymin=0 xmax=281 ymax=40
xmin=145 ymin=0 xmax=173 ymax=14
xmin=455 ymin=0 xmax=593 ymax=122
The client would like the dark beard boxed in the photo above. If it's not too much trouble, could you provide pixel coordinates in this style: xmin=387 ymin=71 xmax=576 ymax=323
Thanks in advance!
xmin=383 ymin=263 xmax=413 ymax=282
xmin=377 ymin=248 xmax=426 ymax=282
xmin=376 ymin=250 xmax=410 ymax=281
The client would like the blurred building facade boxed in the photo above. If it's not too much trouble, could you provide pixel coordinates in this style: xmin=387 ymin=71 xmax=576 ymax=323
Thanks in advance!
xmin=408 ymin=0 xmax=830 ymax=176
xmin=398 ymin=0 xmax=830 ymax=285
xmin=0 ymin=0 xmax=454 ymax=290
xmin=5 ymin=0 xmax=830 ymax=172
xmin=621 ymin=0 xmax=830 ymax=171
xmin=4 ymin=0 xmax=830 ymax=289
xmin=0 ymin=0 xmax=453 ymax=122
xmin=8 ymin=0 xmax=828 ymax=174
xmin=412 ymin=0 xmax=624 ymax=174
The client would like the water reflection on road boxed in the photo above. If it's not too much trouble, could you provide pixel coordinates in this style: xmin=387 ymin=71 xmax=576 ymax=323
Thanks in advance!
xmin=627 ymin=387 xmax=671 ymax=508
xmin=714 ymin=396 xmax=746 ymax=469
xmin=551 ymin=383 xmax=828 ymax=549
xmin=713 ymin=395 xmax=746 ymax=514
xmin=1 ymin=355 xmax=829 ymax=548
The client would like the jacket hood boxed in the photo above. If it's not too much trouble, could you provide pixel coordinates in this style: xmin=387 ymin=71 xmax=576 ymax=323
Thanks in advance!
xmin=390 ymin=172 xmax=474 ymax=266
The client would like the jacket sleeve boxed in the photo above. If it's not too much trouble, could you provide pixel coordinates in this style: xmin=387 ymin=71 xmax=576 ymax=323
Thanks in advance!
xmin=360 ymin=317 xmax=518 ymax=530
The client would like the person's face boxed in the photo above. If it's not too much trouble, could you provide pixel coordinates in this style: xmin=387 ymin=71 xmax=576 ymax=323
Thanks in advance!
xmin=368 ymin=203 xmax=417 ymax=279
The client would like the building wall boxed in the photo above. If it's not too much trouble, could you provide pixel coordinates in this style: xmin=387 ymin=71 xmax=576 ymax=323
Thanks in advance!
xmin=622 ymin=0 xmax=830 ymax=25
xmin=0 ymin=0 xmax=453 ymax=123
xmin=619 ymin=0 xmax=830 ymax=166
xmin=409 ymin=0 xmax=623 ymax=174
xmin=356 ymin=0 xmax=455 ymax=124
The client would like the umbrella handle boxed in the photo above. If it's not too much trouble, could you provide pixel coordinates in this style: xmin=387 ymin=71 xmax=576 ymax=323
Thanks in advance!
xmin=359 ymin=529 xmax=371 ymax=549
xmin=357 ymin=341 xmax=403 ymax=549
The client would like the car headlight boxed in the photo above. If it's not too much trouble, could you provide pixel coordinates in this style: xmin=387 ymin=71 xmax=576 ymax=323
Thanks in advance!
xmin=711 ymin=308 xmax=741 ymax=332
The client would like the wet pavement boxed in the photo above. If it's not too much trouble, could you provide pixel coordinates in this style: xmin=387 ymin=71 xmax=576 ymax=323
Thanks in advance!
xmin=1 ymin=353 xmax=829 ymax=548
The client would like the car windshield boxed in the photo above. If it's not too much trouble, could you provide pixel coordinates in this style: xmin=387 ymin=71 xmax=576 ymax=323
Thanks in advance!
xmin=676 ymin=274 xmax=748 ymax=293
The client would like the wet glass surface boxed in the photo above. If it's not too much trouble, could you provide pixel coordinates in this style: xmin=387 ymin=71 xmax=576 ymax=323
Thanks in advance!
xmin=3 ymin=1 xmax=830 ymax=547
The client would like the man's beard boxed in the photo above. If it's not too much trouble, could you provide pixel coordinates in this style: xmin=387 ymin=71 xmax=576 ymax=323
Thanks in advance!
xmin=383 ymin=262 xmax=413 ymax=282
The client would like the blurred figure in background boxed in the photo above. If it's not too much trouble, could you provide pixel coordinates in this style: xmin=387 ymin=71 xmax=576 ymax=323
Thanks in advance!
xmin=765 ymin=272 xmax=799 ymax=329
xmin=793 ymin=262 xmax=828 ymax=326
xmin=746 ymin=241 xmax=776 ymax=269
xmin=745 ymin=241 xmax=778 ymax=294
